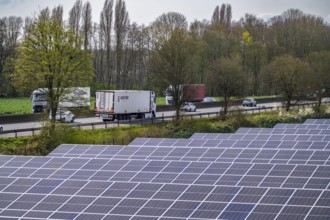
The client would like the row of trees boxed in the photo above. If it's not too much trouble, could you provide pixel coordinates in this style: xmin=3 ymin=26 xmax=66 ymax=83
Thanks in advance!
xmin=1 ymin=1 xmax=330 ymax=114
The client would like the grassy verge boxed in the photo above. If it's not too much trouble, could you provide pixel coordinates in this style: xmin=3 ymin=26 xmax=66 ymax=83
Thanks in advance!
xmin=1 ymin=106 xmax=329 ymax=156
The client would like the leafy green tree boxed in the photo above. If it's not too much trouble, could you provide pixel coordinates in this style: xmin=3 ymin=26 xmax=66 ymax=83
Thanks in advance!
xmin=261 ymin=54 xmax=311 ymax=111
xmin=305 ymin=51 xmax=330 ymax=112
xmin=210 ymin=57 xmax=244 ymax=116
xmin=148 ymin=29 xmax=193 ymax=120
xmin=13 ymin=8 xmax=94 ymax=128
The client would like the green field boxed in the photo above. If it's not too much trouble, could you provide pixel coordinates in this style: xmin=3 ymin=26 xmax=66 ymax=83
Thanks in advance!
xmin=0 ymin=97 xmax=165 ymax=115
xmin=0 ymin=97 xmax=96 ymax=115
xmin=0 ymin=97 xmax=32 ymax=115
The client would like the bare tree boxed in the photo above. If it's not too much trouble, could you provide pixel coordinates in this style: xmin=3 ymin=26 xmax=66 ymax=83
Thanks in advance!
xmin=269 ymin=9 xmax=326 ymax=58
xmin=0 ymin=16 xmax=22 ymax=96
xmin=91 ymin=22 xmax=103 ymax=82
xmin=82 ymin=1 xmax=92 ymax=50
xmin=148 ymin=29 xmax=194 ymax=120
xmin=262 ymin=54 xmax=311 ymax=111
xmin=210 ymin=57 xmax=244 ymax=116
xmin=156 ymin=12 xmax=188 ymax=30
xmin=305 ymin=51 xmax=330 ymax=112
xmin=211 ymin=6 xmax=220 ymax=24
xmin=51 ymin=5 xmax=63 ymax=23
xmin=226 ymin=4 xmax=232 ymax=28
xmin=114 ymin=0 xmax=129 ymax=89
xmin=151 ymin=12 xmax=188 ymax=43
xmin=120 ymin=23 xmax=148 ymax=89
xmin=68 ymin=0 xmax=82 ymax=36
xmin=189 ymin=19 xmax=208 ymax=39
xmin=0 ymin=18 xmax=8 ymax=82
xmin=212 ymin=4 xmax=232 ymax=30
xmin=220 ymin=4 xmax=226 ymax=24
xmin=100 ymin=0 xmax=114 ymax=86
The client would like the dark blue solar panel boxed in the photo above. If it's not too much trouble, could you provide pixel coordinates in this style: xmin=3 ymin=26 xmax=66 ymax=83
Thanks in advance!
xmin=219 ymin=203 xmax=255 ymax=220
xmin=1 ymin=119 xmax=330 ymax=219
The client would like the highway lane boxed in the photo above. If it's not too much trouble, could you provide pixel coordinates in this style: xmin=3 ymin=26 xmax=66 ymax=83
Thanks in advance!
xmin=0 ymin=101 xmax=284 ymax=138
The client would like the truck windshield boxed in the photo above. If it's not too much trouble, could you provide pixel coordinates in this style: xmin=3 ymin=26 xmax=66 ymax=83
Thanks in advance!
xmin=166 ymin=89 xmax=173 ymax=96
xmin=33 ymin=94 xmax=46 ymax=101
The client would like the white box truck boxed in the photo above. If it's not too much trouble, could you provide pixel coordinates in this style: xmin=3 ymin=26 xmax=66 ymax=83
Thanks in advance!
xmin=95 ymin=90 xmax=156 ymax=121
xmin=32 ymin=87 xmax=90 ymax=113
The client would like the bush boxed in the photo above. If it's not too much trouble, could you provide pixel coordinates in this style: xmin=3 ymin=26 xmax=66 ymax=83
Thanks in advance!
xmin=1 ymin=107 xmax=330 ymax=156
xmin=33 ymin=122 xmax=76 ymax=155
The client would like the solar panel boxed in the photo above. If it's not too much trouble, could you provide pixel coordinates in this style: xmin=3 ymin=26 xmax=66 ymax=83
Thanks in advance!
xmin=304 ymin=119 xmax=330 ymax=125
xmin=0 ymin=177 xmax=329 ymax=220
xmin=0 ymin=118 xmax=330 ymax=219
xmin=46 ymin=143 xmax=330 ymax=164
xmin=1 ymin=155 xmax=330 ymax=190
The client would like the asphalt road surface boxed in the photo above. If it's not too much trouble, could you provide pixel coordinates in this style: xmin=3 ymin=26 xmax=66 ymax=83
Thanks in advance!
xmin=0 ymin=101 xmax=284 ymax=138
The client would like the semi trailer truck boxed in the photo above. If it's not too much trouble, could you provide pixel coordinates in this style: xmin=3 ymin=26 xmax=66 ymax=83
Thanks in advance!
xmin=32 ymin=87 xmax=90 ymax=113
xmin=95 ymin=90 xmax=156 ymax=121
xmin=165 ymin=84 xmax=205 ymax=105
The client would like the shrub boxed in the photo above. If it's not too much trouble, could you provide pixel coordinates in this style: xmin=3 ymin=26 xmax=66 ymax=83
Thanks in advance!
xmin=1 ymin=107 xmax=330 ymax=156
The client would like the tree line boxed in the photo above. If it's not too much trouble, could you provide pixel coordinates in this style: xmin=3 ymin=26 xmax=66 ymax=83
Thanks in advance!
xmin=1 ymin=1 xmax=330 ymax=111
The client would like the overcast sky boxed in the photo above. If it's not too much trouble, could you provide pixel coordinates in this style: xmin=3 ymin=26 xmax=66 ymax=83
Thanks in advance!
xmin=0 ymin=0 xmax=329 ymax=25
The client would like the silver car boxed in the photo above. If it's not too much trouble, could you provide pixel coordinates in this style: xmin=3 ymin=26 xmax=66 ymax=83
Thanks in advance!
xmin=181 ymin=102 xmax=197 ymax=112
xmin=203 ymin=97 xmax=216 ymax=102
xmin=242 ymin=98 xmax=257 ymax=107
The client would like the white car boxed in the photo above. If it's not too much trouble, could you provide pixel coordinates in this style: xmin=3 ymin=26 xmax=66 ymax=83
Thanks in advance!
xmin=181 ymin=102 xmax=197 ymax=112
xmin=0 ymin=124 xmax=3 ymax=132
xmin=242 ymin=98 xmax=257 ymax=107
xmin=50 ymin=110 xmax=75 ymax=123
xmin=203 ymin=97 xmax=216 ymax=102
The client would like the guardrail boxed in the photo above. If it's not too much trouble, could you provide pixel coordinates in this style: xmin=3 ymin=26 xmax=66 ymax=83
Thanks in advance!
xmin=1 ymin=106 xmax=275 ymax=138
xmin=1 ymin=101 xmax=329 ymax=138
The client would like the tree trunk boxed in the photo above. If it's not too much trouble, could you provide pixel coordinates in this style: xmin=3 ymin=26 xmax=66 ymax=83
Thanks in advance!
xmin=285 ymin=99 xmax=291 ymax=111
xmin=222 ymin=96 xmax=229 ymax=116
xmin=316 ymin=94 xmax=322 ymax=113
xmin=175 ymin=106 xmax=181 ymax=121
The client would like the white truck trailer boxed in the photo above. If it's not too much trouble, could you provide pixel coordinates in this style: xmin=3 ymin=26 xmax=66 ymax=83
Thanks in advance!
xmin=32 ymin=87 xmax=90 ymax=113
xmin=95 ymin=90 xmax=156 ymax=121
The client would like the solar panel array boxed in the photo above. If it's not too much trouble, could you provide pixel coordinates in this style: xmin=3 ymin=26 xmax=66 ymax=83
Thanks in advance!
xmin=0 ymin=119 xmax=329 ymax=219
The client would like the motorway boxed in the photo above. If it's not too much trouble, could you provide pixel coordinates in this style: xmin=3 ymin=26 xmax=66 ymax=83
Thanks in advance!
xmin=0 ymin=101 xmax=284 ymax=138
